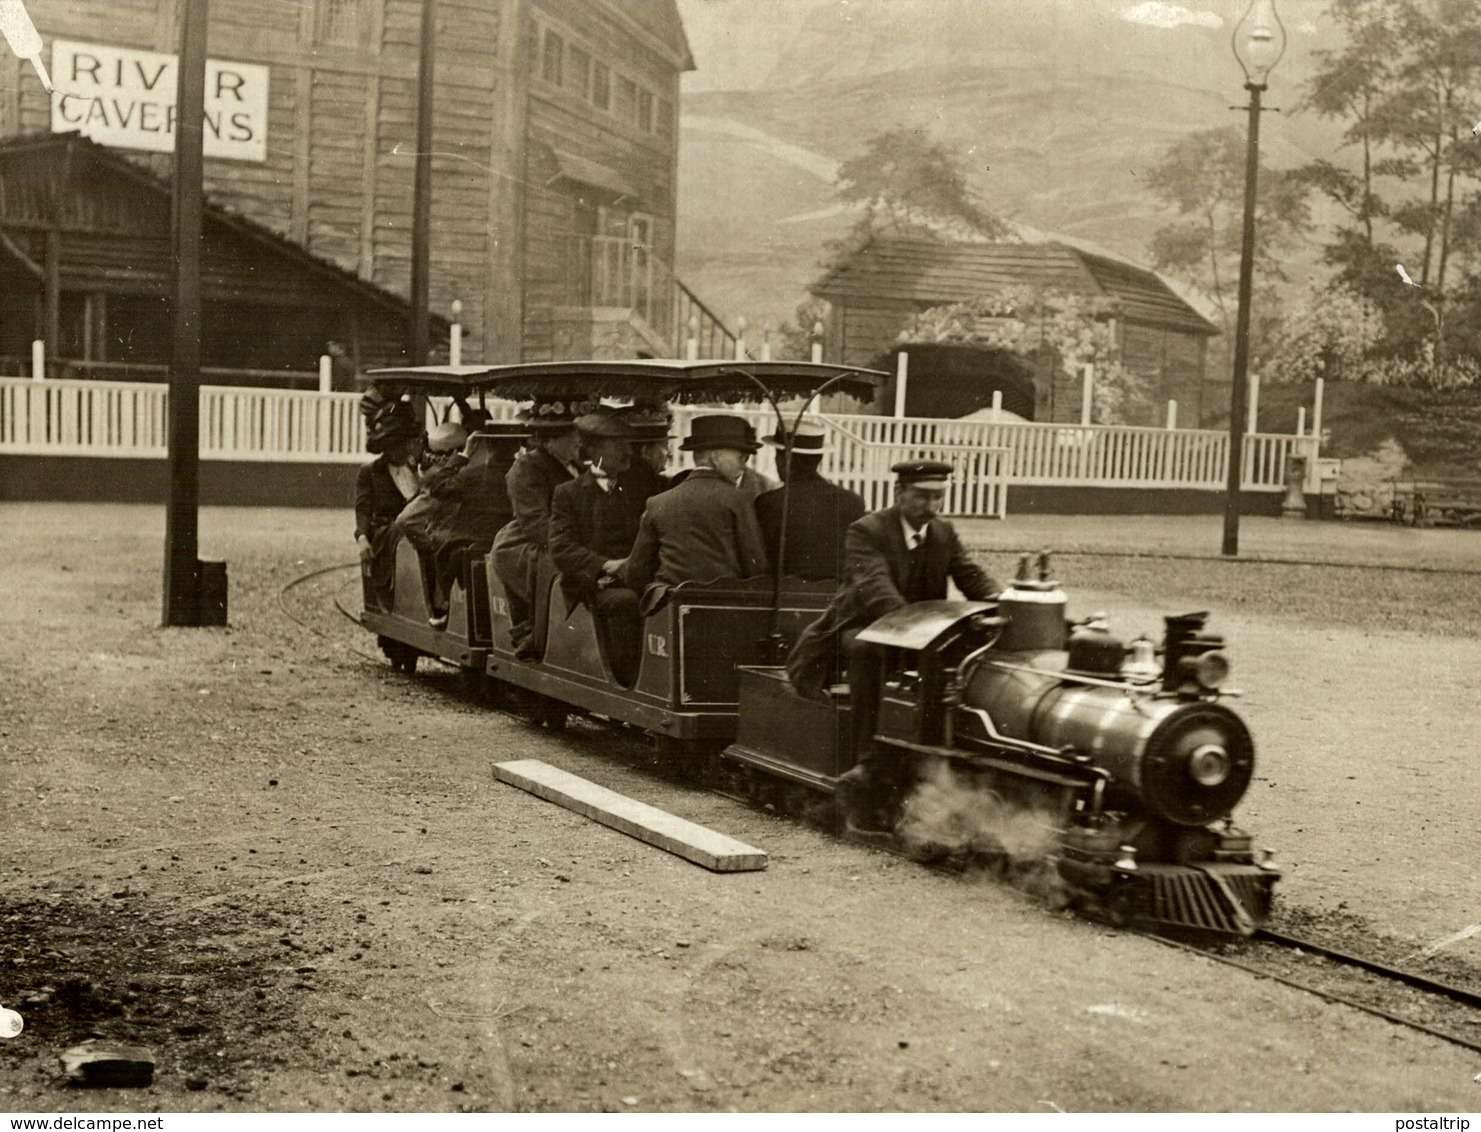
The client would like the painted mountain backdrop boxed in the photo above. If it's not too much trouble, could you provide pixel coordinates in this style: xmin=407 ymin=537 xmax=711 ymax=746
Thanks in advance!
xmin=674 ymin=0 xmax=1343 ymax=342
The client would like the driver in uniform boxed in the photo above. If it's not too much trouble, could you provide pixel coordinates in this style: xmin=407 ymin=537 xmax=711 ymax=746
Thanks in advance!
xmin=786 ymin=459 xmax=1000 ymax=829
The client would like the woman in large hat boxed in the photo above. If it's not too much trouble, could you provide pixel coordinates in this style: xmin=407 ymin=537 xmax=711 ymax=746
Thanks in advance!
xmin=354 ymin=397 xmax=425 ymax=610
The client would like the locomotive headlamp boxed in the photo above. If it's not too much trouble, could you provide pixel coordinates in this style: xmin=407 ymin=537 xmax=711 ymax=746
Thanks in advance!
xmin=1178 ymin=650 xmax=1230 ymax=690
xmin=1186 ymin=743 xmax=1232 ymax=788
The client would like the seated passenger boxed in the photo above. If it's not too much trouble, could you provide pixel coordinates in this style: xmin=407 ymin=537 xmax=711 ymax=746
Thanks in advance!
xmin=419 ymin=423 xmax=525 ymax=624
xmin=391 ymin=420 xmax=519 ymax=629
xmin=491 ymin=398 xmax=587 ymax=657
xmin=754 ymin=416 xmax=866 ymax=581
xmin=354 ymin=400 xmax=423 ymax=610
xmin=386 ymin=421 xmax=466 ymax=619
xmin=620 ymin=414 xmax=769 ymax=611
xmin=735 ymin=431 xmax=781 ymax=501
xmin=549 ymin=411 xmax=657 ymax=685
xmin=668 ymin=419 xmax=779 ymax=499
xmin=615 ymin=405 xmax=674 ymax=498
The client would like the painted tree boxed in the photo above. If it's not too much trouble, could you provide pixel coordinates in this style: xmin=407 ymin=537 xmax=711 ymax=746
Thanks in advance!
xmin=1370 ymin=0 xmax=1481 ymax=291
xmin=1145 ymin=126 xmax=1311 ymax=343
xmin=832 ymin=127 xmax=1011 ymax=251
xmin=1296 ymin=0 xmax=1402 ymax=252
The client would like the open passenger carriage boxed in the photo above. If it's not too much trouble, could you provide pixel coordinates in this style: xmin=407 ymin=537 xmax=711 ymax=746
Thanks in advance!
xmin=357 ymin=359 xmax=885 ymax=754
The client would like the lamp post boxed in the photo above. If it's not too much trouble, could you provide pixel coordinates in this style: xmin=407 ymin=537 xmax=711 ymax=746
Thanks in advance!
xmin=1223 ymin=0 xmax=1285 ymax=557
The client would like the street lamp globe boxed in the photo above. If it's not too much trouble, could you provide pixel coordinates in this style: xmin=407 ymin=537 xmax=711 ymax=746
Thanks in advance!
xmin=1233 ymin=0 xmax=1287 ymax=87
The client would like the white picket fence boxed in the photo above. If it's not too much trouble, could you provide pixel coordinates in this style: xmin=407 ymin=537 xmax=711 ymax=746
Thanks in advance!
xmin=0 ymin=377 xmax=1314 ymax=516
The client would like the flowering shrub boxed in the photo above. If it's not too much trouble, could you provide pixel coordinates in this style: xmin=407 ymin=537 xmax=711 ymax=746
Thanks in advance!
xmin=1265 ymin=282 xmax=1385 ymax=385
xmin=1358 ymin=355 xmax=1480 ymax=390
xmin=905 ymin=287 xmax=1149 ymax=423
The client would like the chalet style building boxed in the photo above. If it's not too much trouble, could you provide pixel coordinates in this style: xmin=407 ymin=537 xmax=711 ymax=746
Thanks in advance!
xmin=0 ymin=0 xmax=717 ymax=380
xmin=811 ymin=238 xmax=1222 ymax=425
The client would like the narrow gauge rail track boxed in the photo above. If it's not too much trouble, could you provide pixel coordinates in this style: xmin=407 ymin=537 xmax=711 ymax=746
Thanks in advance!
xmin=1146 ymin=929 xmax=1481 ymax=1055
xmin=282 ymin=566 xmax=1481 ymax=1056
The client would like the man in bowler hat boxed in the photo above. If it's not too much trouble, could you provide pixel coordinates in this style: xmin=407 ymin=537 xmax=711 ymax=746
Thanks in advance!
xmin=549 ymin=411 xmax=659 ymax=685
xmin=620 ymin=414 xmax=769 ymax=608
xmin=786 ymin=459 xmax=1000 ymax=829
xmin=754 ymin=416 xmax=866 ymax=582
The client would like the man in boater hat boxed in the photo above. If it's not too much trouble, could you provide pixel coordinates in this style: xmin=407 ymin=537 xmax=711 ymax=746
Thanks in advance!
xmin=754 ymin=415 xmax=865 ymax=582
xmin=786 ymin=459 xmax=1000 ymax=830
xmin=620 ymin=414 xmax=769 ymax=609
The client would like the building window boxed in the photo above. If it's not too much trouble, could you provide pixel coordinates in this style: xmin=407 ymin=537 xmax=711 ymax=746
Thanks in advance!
xmin=591 ymin=61 xmax=610 ymax=110
xmin=616 ymin=75 xmax=636 ymax=122
xmin=636 ymin=87 xmax=654 ymax=132
xmin=567 ymin=45 xmax=591 ymax=99
xmin=656 ymin=97 xmax=673 ymax=137
xmin=542 ymin=28 xmax=563 ymax=85
xmin=316 ymin=0 xmax=365 ymax=46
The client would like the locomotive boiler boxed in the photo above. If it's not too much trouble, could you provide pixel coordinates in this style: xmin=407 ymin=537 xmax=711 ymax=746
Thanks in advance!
xmin=724 ymin=553 xmax=1279 ymax=936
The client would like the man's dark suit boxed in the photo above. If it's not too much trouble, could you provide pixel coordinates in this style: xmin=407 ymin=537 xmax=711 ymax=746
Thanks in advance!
xmin=754 ymin=470 xmax=866 ymax=581
xmin=491 ymin=447 xmax=580 ymax=650
xmin=786 ymin=504 xmax=999 ymax=758
xmin=620 ymin=467 xmax=769 ymax=608
xmin=549 ymin=471 xmax=656 ymax=684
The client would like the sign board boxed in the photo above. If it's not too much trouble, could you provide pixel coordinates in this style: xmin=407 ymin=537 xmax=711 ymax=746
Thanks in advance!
xmin=49 ymin=40 xmax=269 ymax=163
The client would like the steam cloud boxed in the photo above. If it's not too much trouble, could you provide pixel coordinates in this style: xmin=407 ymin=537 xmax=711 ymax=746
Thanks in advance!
xmin=894 ymin=759 xmax=1067 ymax=905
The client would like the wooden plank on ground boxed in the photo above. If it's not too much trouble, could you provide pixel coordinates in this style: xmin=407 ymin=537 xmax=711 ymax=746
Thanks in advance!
xmin=492 ymin=759 xmax=767 ymax=873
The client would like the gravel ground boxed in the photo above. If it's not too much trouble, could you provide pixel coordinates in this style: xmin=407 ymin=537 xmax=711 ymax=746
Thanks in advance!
xmin=1 ymin=503 xmax=1478 ymax=1113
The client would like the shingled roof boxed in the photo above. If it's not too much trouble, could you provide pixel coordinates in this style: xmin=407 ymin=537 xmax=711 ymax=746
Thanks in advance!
xmin=0 ymin=132 xmax=448 ymax=330
xmin=812 ymin=238 xmax=1219 ymax=337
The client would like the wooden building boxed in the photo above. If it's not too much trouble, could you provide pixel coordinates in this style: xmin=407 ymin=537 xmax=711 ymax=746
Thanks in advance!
xmin=0 ymin=0 xmax=711 ymax=377
xmin=0 ymin=132 xmax=447 ymax=383
xmin=811 ymin=239 xmax=1222 ymax=425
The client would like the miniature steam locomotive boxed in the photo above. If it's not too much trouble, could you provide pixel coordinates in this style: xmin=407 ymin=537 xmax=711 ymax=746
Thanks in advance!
xmin=725 ymin=554 xmax=1278 ymax=936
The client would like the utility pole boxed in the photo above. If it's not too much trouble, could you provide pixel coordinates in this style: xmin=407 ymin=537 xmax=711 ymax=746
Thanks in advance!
xmin=163 ymin=0 xmax=209 ymax=625
xmin=408 ymin=0 xmax=435 ymax=365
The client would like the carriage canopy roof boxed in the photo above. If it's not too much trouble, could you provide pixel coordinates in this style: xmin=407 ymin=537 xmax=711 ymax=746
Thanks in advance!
xmin=364 ymin=360 xmax=886 ymax=403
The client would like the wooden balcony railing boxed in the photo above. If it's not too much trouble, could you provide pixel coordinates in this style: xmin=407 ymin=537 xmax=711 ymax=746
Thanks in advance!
xmin=563 ymin=235 xmax=739 ymax=359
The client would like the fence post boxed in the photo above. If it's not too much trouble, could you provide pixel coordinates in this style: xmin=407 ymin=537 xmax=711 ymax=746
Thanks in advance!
xmin=734 ymin=316 xmax=747 ymax=361
xmin=686 ymin=316 xmax=699 ymax=361
xmin=1311 ymin=377 xmax=1324 ymax=449
xmin=1080 ymin=363 xmax=1094 ymax=425
xmin=761 ymin=327 xmax=772 ymax=362
xmin=810 ymin=320 xmax=823 ymax=364
xmin=1247 ymin=370 xmax=1260 ymax=434
xmin=1296 ymin=406 xmax=1306 ymax=437
xmin=449 ymin=299 xmax=463 ymax=367
xmin=31 ymin=339 xmax=44 ymax=380
xmin=318 ymin=355 xmax=332 ymax=394
xmin=893 ymin=351 xmax=908 ymax=418
xmin=1166 ymin=400 xmax=1177 ymax=429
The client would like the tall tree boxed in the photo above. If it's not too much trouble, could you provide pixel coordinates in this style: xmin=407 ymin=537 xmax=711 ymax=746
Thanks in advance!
xmin=1145 ymin=126 xmax=1311 ymax=340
